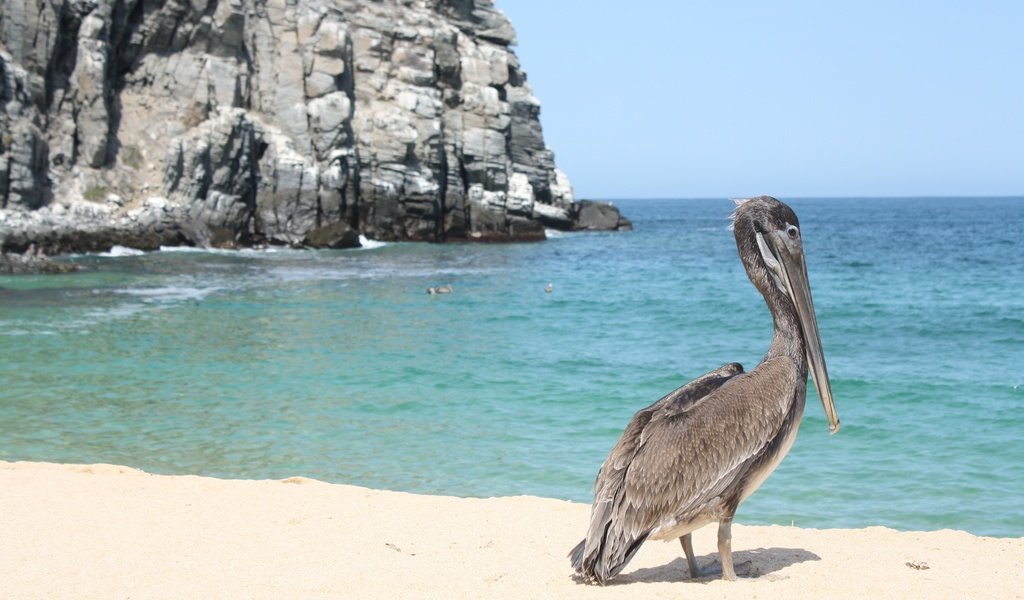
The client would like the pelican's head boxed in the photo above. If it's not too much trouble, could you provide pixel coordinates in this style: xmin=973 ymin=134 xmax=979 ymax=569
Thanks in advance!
xmin=732 ymin=196 xmax=840 ymax=434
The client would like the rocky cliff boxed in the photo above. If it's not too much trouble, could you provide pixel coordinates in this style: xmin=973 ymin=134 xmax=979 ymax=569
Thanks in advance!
xmin=0 ymin=0 xmax=629 ymax=255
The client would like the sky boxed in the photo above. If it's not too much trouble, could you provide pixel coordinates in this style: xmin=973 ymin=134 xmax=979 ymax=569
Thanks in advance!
xmin=495 ymin=1 xmax=1023 ymax=199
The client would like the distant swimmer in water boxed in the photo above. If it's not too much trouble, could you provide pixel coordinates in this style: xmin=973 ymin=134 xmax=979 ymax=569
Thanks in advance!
xmin=427 ymin=284 xmax=453 ymax=295
xmin=545 ymin=283 xmax=554 ymax=293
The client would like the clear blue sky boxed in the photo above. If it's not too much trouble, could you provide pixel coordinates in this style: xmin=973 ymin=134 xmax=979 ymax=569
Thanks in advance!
xmin=496 ymin=1 xmax=1023 ymax=199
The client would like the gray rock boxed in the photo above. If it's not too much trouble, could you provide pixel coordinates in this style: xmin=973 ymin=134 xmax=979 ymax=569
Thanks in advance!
xmin=572 ymin=200 xmax=634 ymax=232
xmin=304 ymin=221 xmax=361 ymax=249
xmin=0 ymin=248 xmax=77 ymax=274
xmin=0 ymin=0 xmax=628 ymax=255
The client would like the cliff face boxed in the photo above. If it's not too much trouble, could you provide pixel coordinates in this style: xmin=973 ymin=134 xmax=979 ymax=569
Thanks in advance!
xmin=0 ymin=0 xmax=628 ymax=253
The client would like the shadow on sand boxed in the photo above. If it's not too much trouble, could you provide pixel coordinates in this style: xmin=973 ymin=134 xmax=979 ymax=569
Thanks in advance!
xmin=618 ymin=547 xmax=821 ymax=584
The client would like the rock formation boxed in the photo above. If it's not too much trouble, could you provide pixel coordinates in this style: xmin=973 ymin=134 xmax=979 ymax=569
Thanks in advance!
xmin=0 ymin=245 xmax=77 ymax=274
xmin=571 ymin=200 xmax=633 ymax=232
xmin=0 ymin=0 xmax=629 ymax=256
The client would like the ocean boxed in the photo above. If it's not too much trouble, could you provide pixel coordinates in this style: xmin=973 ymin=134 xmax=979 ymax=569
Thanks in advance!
xmin=1 ymin=197 xmax=1021 ymax=537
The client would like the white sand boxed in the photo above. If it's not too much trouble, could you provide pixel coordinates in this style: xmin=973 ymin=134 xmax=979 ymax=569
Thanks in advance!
xmin=1 ymin=461 xmax=1020 ymax=599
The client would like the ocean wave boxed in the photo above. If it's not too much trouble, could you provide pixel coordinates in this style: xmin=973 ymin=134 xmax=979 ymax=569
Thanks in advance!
xmin=97 ymin=245 xmax=147 ymax=257
xmin=158 ymin=245 xmax=209 ymax=253
xmin=358 ymin=235 xmax=388 ymax=250
xmin=4 ymin=302 xmax=150 ymax=335
xmin=114 ymin=285 xmax=222 ymax=303
xmin=235 ymin=246 xmax=297 ymax=256
xmin=157 ymin=245 xmax=298 ymax=255
xmin=265 ymin=264 xmax=410 ymax=282
xmin=0 ymin=324 xmax=56 ymax=336
xmin=264 ymin=266 xmax=358 ymax=283
xmin=156 ymin=240 xmax=385 ymax=254
xmin=81 ymin=303 xmax=147 ymax=322
xmin=544 ymin=229 xmax=570 ymax=239
xmin=263 ymin=261 xmax=493 ymax=284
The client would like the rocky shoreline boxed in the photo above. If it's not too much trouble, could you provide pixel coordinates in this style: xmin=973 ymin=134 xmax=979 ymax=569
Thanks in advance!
xmin=0 ymin=195 xmax=630 ymax=272
xmin=0 ymin=0 xmax=630 ymax=268
xmin=0 ymin=246 xmax=77 ymax=274
xmin=0 ymin=195 xmax=631 ymax=273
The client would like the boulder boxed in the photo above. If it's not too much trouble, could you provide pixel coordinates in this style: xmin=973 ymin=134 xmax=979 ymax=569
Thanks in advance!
xmin=571 ymin=200 xmax=634 ymax=232
xmin=0 ymin=249 xmax=77 ymax=274
xmin=304 ymin=221 xmax=362 ymax=249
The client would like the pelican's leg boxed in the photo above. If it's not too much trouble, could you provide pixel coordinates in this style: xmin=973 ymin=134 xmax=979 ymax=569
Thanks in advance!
xmin=678 ymin=534 xmax=701 ymax=578
xmin=717 ymin=517 xmax=737 ymax=581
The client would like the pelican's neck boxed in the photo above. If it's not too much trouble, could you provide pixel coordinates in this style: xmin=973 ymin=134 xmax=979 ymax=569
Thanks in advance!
xmin=763 ymin=286 xmax=807 ymax=374
xmin=734 ymin=217 xmax=808 ymax=374
xmin=733 ymin=202 xmax=810 ymax=381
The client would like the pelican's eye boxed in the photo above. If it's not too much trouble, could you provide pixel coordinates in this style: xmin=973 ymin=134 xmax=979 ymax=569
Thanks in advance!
xmin=786 ymin=225 xmax=799 ymax=239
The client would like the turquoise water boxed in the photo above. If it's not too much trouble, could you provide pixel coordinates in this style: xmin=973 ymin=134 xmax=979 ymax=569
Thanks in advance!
xmin=2 ymin=197 xmax=1022 ymax=537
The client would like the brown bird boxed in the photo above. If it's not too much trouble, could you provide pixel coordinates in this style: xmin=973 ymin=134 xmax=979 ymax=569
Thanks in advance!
xmin=570 ymin=196 xmax=840 ymax=584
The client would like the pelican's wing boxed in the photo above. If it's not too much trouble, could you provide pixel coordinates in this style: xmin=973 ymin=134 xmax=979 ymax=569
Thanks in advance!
xmin=592 ymin=362 xmax=745 ymax=488
xmin=572 ymin=357 xmax=799 ymax=583
xmin=570 ymin=362 xmax=743 ymax=582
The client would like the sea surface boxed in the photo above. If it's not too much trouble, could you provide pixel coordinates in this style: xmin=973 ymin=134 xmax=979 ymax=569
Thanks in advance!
xmin=2 ymin=197 xmax=1022 ymax=537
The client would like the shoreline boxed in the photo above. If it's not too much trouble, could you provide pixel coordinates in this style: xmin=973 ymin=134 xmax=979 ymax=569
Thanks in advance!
xmin=2 ymin=461 xmax=1021 ymax=599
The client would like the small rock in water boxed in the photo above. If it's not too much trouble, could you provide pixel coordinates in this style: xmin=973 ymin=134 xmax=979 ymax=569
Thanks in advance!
xmin=571 ymin=200 xmax=633 ymax=231
xmin=427 ymin=284 xmax=453 ymax=295
xmin=0 ymin=250 xmax=78 ymax=274
xmin=303 ymin=222 xmax=361 ymax=249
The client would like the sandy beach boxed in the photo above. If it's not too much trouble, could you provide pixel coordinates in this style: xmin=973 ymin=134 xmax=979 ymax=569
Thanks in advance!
xmin=1 ymin=461 xmax=1020 ymax=599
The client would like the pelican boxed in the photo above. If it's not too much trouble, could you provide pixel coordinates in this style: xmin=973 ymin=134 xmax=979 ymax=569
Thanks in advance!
xmin=569 ymin=196 xmax=840 ymax=584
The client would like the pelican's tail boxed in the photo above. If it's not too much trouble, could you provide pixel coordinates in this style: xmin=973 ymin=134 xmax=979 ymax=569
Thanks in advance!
xmin=568 ymin=531 xmax=650 ymax=585
xmin=568 ymin=539 xmax=586 ymax=571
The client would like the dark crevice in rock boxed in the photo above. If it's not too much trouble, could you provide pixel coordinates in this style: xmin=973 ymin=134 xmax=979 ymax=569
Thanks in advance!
xmin=1 ymin=160 xmax=10 ymax=209
xmin=436 ymin=134 xmax=449 ymax=242
xmin=110 ymin=0 xmax=144 ymax=84
xmin=43 ymin=2 xmax=81 ymax=111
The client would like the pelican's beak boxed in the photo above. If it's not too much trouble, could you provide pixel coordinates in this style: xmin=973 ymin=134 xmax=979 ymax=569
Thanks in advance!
xmin=758 ymin=230 xmax=841 ymax=434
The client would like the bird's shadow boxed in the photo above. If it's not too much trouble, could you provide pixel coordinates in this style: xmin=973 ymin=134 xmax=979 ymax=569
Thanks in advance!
xmin=617 ymin=547 xmax=820 ymax=584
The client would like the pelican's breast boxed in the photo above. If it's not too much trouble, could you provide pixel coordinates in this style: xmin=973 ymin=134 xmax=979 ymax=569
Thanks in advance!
xmin=739 ymin=393 xmax=805 ymax=503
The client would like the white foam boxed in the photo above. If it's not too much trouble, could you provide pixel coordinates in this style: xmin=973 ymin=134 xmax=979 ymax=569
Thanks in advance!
xmin=158 ymin=244 xmax=301 ymax=255
xmin=239 ymin=246 xmax=292 ymax=254
xmin=97 ymin=245 xmax=146 ymax=257
xmin=158 ymin=245 xmax=209 ymax=253
xmin=83 ymin=303 xmax=147 ymax=321
xmin=115 ymin=285 xmax=221 ymax=303
xmin=265 ymin=267 xmax=355 ymax=283
xmin=42 ymin=303 xmax=149 ymax=332
xmin=0 ymin=327 xmax=49 ymax=336
xmin=544 ymin=229 xmax=570 ymax=239
xmin=358 ymin=235 xmax=388 ymax=250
